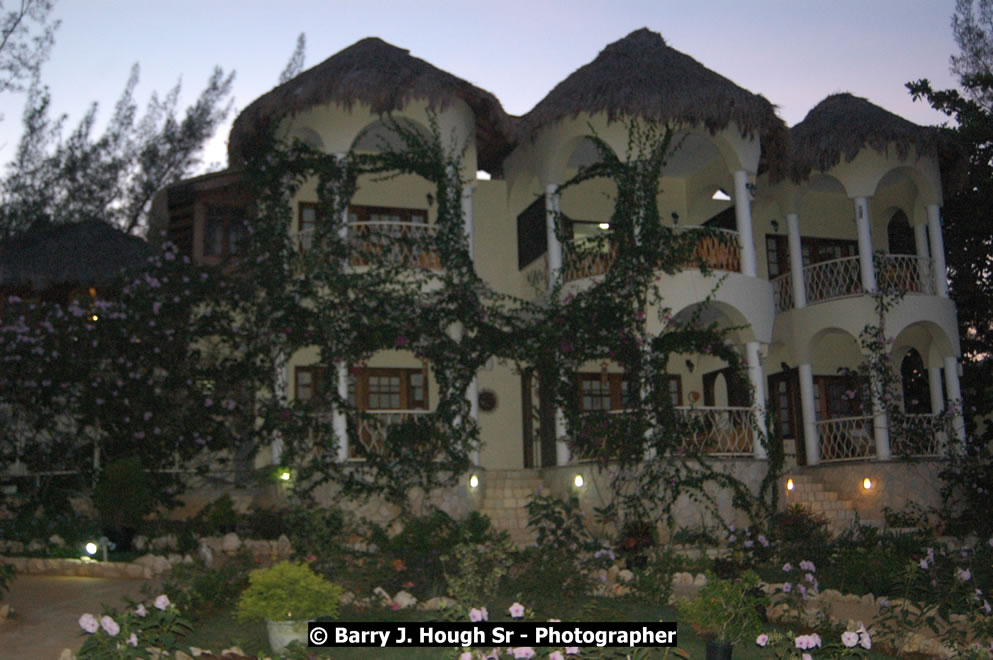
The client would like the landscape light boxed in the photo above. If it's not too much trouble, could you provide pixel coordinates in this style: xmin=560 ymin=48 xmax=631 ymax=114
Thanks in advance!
xmin=862 ymin=477 xmax=872 ymax=490
xmin=469 ymin=474 xmax=479 ymax=489
xmin=85 ymin=542 xmax=98 ymax=556
xmin=574 ymin=474 xmax=585 ymax=488
xmin=279 ymin=469 xmax=291 ymax=482
xmin=786 ymin=478 xmax=795 ymax=492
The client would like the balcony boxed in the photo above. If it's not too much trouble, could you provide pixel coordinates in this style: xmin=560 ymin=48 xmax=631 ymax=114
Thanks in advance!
xmin=772 ymin=255 xmax=937 ymax=313
xmin=816 ymin=415 xmax=875 ymax=462
xmin=297 ymin=221 xmax=441 ymax=270
xmin=350 ymin=410 xmax=433 ymax=458
xmin=561 ymin=227 xmax=741 ymax=283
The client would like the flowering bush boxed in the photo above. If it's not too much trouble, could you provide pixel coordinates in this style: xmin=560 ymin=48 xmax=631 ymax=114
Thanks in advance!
xmin=769 ymin=558 xmax=825 ymax=627
xmin=76 ymin=594 xmax=191 ymax=659
xmin=679 ymin=570 xmax=767 ymax=645
xmin=754 ymin=626 xmax=871 ymax=658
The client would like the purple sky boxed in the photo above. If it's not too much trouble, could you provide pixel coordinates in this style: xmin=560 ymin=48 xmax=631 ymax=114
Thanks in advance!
xmin=0 ymin=0 xmax=962 ymax=172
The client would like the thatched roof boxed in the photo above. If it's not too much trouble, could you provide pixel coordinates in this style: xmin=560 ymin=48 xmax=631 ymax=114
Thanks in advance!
xmin=228 ymin=37 xmax=515 ymax=173
xmin=0 ymin=221 xmax=149 ymax=291
xmin=517 ymin=28 xmax=789 ymax=175
xmin=789 ymin=93 xmax=945 ymax=182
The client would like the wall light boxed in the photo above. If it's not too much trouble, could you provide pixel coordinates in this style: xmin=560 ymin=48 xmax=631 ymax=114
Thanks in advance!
xmin=469 ymin=473 xmax=480 ymax=489
xmin=573 ymin=474 xmax=585 ymax=489
xmin=598 ymin=222 xmax=610 ymax=230
xmin=279 ymin=469 xmax=291 ymax=482
xmin=786 ymin=478 xmax=795 ymax=492
xmin=862 ymin=477 xmax=873 ymax=491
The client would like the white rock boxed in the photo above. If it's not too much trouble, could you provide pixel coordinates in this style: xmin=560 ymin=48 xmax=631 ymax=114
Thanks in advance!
xmin=419 ymin=596 xmax=456 ymax=610
xmin=672 ymin=572 xmax=693 ymax=586
xmin=167 ymin=553 xmax=183 ymax=566
xmin=221 ymin=532 xmax=241 ymax=554
xmin=693 ymin=573 xmax=708 ymax=586
xmin=393 ymin=590 xmax=417 ymax=609
xmin=133 ymin=535 xmax=147 ymax=551
xmin=276 ymin=534 xmax=292 ymax=556
xmin=340 ymin=591 xmax=356 ymax=605
xmin=27 ymin=539 xmax=43 ymax=553
xmin=198 ymin=542 xmax=214 ymax=567
xmin=373 ymin=586 xmax=394 ymax=606
xmin=48 ymin=534 xmax=65 ymax=548
xmin=58 ymin=649 xmax=73 ymax=660
xmin=617 ymin=569 xmax=634 ymax=583
xmin=0 ymin=603 xmax=10 ymax=622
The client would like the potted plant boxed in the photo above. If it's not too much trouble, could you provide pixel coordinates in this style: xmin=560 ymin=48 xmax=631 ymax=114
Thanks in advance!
xmin=236 ymin=561 xmax=343 ymax=653
xmin=680 ymin=570 xmax=767 ymax=659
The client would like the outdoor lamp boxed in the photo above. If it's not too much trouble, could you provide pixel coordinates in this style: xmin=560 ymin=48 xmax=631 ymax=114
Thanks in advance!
xmin=85 ymin=537 xmax=109 ymax=561
xmin=279 ymin=469 xmax=291 ymax=482
xmin=786 ymin=478 xmax=795 ymax=492
xmin=574 ymin=474 xmax=585 ymax=488
xmin=862 ymin=477 xmax=873 ymax=490
xmin=469 ymin=473 xmax=479 ymax=489
xmin=598 ymin=222 xmax=610 ymax=230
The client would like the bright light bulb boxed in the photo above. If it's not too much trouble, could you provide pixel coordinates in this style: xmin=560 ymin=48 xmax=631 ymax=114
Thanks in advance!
xmin=469 ymin=474 xmax=479 ymax=489
xmin=279 ymin=470 xmax=291 ymax=481
xmin=85 ymin=542 xmax=98 ymax=555
xmin=862 ymin=477 xmax=872 ymax=490
xmin=598 ymin=222 xmax=610 ymax=230
xmin=574 ymin=474 xmax=585 ymax=488
xmin=786 ymin=478 xmax=794 ymax=492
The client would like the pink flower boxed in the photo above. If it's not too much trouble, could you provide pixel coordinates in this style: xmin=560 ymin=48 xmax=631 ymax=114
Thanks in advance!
xmin=802 ymin=655 xmax=812 ymax=660
xmin=135 ymin=604 xmax=147 ymax=617
xmin=512 ymin=648 xmax=535 ymax=659
xmin=783 ymin=582 xmax=792 ymax=592
xmin=509 ymin=602 xmax=525 ymax=618
xmin=459 ymin=653 xmax=472 ymax=660
xmin=857 ymin=625 xmax=871 ymax=650
xmin=782 ymin=563 xmax=792 ymax=572
xmin=100 ymin=615 xmax=120 ymax=636
xmin=957 ymin=568 xmax=972 ymax=581
xmin=469 ymin=607 xmax=487 ymax=622
xmin=550 ymin=652 xmax=565 ymax=660
xmin=565 ymin=647 xmax=579 ymax=655
xmin=127 ymin=633 xmax=138 ymax=647
xmin=78 ymin=613 xmax=99 ymax=634
xmin=154 ymin=594 xmax=170 ymax=610
xmin=842 ymin=631 xmax=859 ymax=647
xmin=756 ymin=633 xmax=769 ymax=647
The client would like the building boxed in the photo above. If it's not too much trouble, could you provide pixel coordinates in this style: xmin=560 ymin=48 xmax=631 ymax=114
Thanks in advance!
xmin=154 ymin=29 xmax=963 ymax=534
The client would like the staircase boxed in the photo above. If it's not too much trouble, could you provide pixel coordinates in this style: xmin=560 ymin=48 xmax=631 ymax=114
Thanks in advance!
xmin=784 ymin=473 xmax=863 ymax=535
xmin=478 ymin=469 xmax=544 ymax=546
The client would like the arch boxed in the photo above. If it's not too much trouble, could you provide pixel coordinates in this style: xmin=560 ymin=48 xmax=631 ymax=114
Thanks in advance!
xmin=899 ymin=347 xmax=930 ymax=413
xmin=351 ymin=117 xmax=433 ymax=154
xmin=669 ymin=300 xmax=754 ymax=344
xmin=889 ymin=319 xmax=956 ymax=367
xmin=803 ymin=326 xmax=861 ymax=369
xmin=887 ymin=209 xmax=915 ymax=255
xmin=289 ymin=126 xmax=325 ymax=151
xmin=872 ymin=164 xmax=940 ymax=207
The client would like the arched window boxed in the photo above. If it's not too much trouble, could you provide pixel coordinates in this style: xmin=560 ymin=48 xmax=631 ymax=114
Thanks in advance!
xmin=900 ymin=348 xmax=930 ymax=413
xmin=887 ymin=210 xmax=915 ymax=255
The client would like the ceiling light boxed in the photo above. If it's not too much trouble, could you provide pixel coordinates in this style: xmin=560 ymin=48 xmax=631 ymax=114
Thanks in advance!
xmin=712 ymin=188 xmax=731 ymax=201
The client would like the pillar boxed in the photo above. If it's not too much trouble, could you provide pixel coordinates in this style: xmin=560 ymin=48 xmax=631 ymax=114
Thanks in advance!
xmin=914 ymin=222 xmax=931 ymax=291
xmin=468 ymin=375 xmax=480 ymax=465
xmin=733 ymin=170 xmax=757 ymax=278
xmin=545 ymin=184 xmax=563 ymax=288
xmin=798 ymin=363 xmax=820 ymax=465
xmin=334 ymin=362 xmax=349 ymax=462
xmin=854 ymin=196 xmax=876 ymax=292
xmin=871 ymin=372 xmax=892 ymax=461
xmin=746 ymin=341 xmax=768 ymax=458
xmin=927 ymin=204 xmax=950 ymax=298
xmin=787 ymin=212 xmax=806 ymax=309
xmin=928 ymin=367 xmax=944 ymax=414
xmin=944 ymin=355 xmax=967 ymax=447
xmin=555 ymin=408 xmax=570 ymax=465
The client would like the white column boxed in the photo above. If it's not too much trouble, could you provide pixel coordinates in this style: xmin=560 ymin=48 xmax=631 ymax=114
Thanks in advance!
xmin=334 ymin=362 xmax=349 ymax=462
xmin=871 ymin=372 xmax=892 ymax=461
xmin=745 ymin=341 xmax=768 ymax=459
xmin=786 ymin=213 xmax=806 ymax=309
xmin=468 ymin=375 xmax=480 ymax=465
xmin=914 ymin=222 xmax=931 ymax=289
xmin=462 ymin=185 xmax=475 ymax=263
xmin=927 ymin=205 xmax=950 ymax=298
xmin=943 ymin=356 xmax=967 ymax=447
xmin=798 ymin=363 xmax=820 ymax=465
xmin=928 ymin=367 xmax=944 ymax=414
xmin=555 ymin=408 xmax=570 ymax=465
xmin=733 ymin=170 xmax=757 ymax=278
xmin=545 ymin=184 xmax=563 ymax=288
xmin=854 ymin=196 xmax=876 ymax=292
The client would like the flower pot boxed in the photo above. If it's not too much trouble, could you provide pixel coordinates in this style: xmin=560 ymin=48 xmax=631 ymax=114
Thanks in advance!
xmin=266 ymin=619 xmax=309 ymax=654
xmin=705 ymin=640 xmax=734 ymax=660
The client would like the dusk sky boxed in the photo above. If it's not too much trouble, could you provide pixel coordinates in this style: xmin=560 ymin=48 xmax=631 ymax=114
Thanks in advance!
xmin=0 ymin=0 xmax=964 ymax=173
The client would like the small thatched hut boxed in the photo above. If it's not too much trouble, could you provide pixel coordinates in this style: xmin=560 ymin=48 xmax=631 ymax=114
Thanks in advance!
xmin=228 ymin=36 xmax=515 ymax=173
xmin=0 ymin=221 xmax=149 ymax=299
xmin=517 ymin=28 xmax=789 ymax=175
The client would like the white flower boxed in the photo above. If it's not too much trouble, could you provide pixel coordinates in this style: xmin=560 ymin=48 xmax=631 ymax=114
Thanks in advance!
xmin=857 ymin=625 xmax=871 ymax=650
xmin=135 ymin=604 xmax=147 ymax=617
xmin=127 ymin=633 xmax=138 ymax=647
xmin=78 ymin=613 xmax=99 ymax=634
xmin=154 ymin=594 xmax=170 ymax=610
xmin=100 ymin=615 xmax=120 ymax=636
xmin=842 ymin=631 xmax=859 ymax=647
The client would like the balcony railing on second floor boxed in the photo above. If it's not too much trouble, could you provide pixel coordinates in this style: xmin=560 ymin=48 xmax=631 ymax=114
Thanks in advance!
xmin=773 ymin=254 xmax=937 ymax=313
xmin=676 ymin=405 xmax=754 ymax=456
xmin=351 ymin=409 xmax=432 ymax=458
xmin=561 ymin=227 xmax=741 ymax=283
xmin=889 ymin=413 xmax=948 ymax=457
xmin=297 ymin=222 xmax=442 ymax=270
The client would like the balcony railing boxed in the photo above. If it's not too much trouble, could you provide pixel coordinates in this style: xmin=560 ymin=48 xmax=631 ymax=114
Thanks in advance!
xmin=561 ymin=227 xmax=741 ymax=283
xmin=772 ymin=255 xmax=936 ymax=313
xmin=675 ymin=406 xmax=754 ymax=456
xmin=298 ymin=222 xmax=442 ymax=270
xmin=350 ymin=410 xmax=432 ymax=458
xmin=817 ymin=415 xmax=875 ymax=462
xmin=890 ymin=413 xmax=947 ymax=457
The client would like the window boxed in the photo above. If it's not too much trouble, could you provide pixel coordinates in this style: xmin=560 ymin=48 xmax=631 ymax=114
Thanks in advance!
xmin=577 ymin=373 xmax=680 ymax=411
xmin=348 ymin=205 xmax=426 ymax=225
xmin=349 ymin=367 xmax=428 ymax=410
xmin=295 ymin=366 xmax=325 ymax=401
xmin=765 ymin=235 xmax=859 ymax=279
xmin=813 ymin=375 xmax=861 ymax=420
xmin=767 ymin=370 xmax=798 ymax=439
xmin=204 ymin=205 xmax=246 ymax=257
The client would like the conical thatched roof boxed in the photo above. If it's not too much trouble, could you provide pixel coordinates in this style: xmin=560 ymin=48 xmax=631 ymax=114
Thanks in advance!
xmin=789 ymin=93 xmax=943 ymax=182
xmin=517 ymin=28 xmax=789 ymax=174
xmin=228 ymin=37 xmax=515 ymax=173
xmin=0 ymin=221 xmax=149 ymax=290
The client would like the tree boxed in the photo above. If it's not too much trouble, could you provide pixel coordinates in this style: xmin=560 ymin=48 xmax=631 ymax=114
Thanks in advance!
xmin=0 ymin=0 xmax=57 ymax=98
xmin=279 ymin=33 xmax=306 ymax=84
xmin=908 ymin=0 xmax=993 ymax=535
xmin=0 ymin=63 xmax=234 ymax=238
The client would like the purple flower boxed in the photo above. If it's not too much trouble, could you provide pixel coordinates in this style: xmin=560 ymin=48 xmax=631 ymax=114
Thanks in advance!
xmin=857 ymin=625 xmax=871 ymax=650
xmin=565 ymin=647 xmax=579 ymax=655
xmin=782 ymin=563 xmax=792 ymax=572
xmin=919 ymin=558 xmax=930 ymax=570
xmin=728 ymin=535 xmax=736 ymax=543
xmin=100 ymin=615 xmax=120 ymax=636
xmin=756 ymin=633 xmax=769 ymax=647
xmin=512 ymin=648 xmax=535 ymax=658
xmin=154 ymin=594 xmax=170 ymax=610
xmin=957 ymin=568 xmax=972 ymax=582
xmin=135 ymin=604 xmax=147 ymax=617
xmin=842 ymin=631 xmax=859 ymax=647
xmin=758 ymin=535 xmax=769 ymax=547
xmin=79 ymin=613 xmax=99 ymax=634
xmin=744 ymin=540 xmax=753 ymax=548
xmin=799 ymin=560 xmax=816 ymax=572
xmin=469 ymin=607 xmax=487 ymax=622
xmin=509 ymin=602 xmax=525 ymax=619
xmin=783 ymin=582 xmax=792 ymax=592
xmin=549 ymin=652 xmax=565 ymax=660
xmin=127 ymin=633 xmax=138 ymax=647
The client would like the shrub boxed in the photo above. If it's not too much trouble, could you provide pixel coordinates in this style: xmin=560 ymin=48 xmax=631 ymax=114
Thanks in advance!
xmin=92 ymin=456 xmax=158 ymax=551
xmin=443 ymin=536 xmax=516 ymax=606
xmin=157 ymin=552 xmax=254 ymax=619
xmin=769 ymin=504 xmax=831 ymax=567
xmin=236 ymin=561 xmax=343 ymax=622
xmin=680 ymin=570 xmax=767 ymax=645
